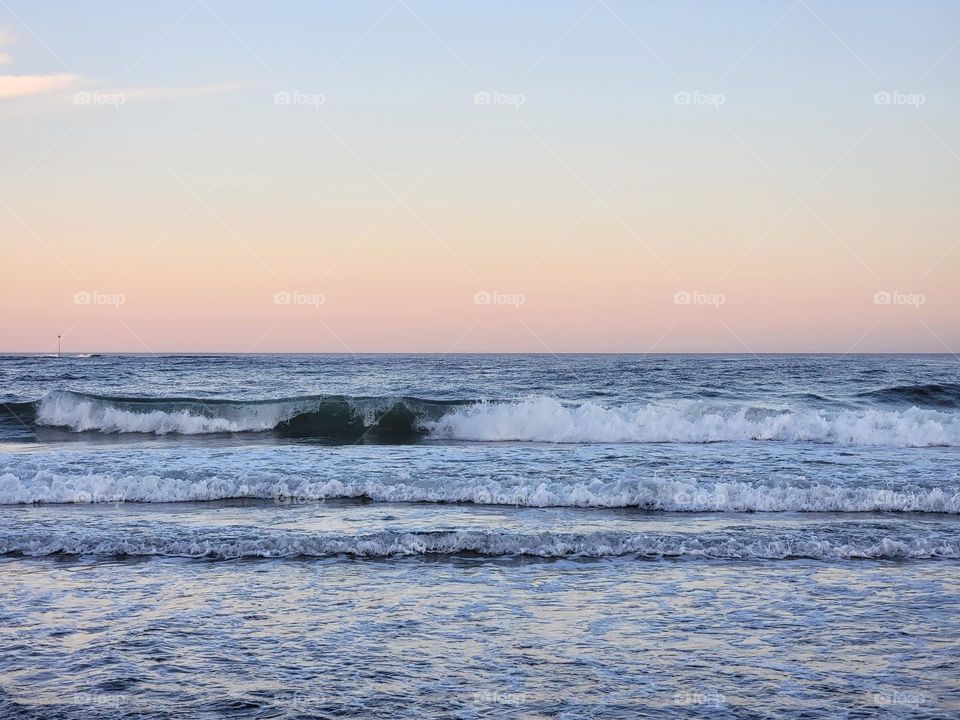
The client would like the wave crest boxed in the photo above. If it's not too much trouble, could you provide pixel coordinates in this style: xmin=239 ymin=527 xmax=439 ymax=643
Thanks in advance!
xmin=857 ymin=383 xmax=960 ymax=409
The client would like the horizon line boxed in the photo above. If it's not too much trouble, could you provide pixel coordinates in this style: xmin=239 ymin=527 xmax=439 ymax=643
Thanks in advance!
xmin=3 ymin=351 xmax=958 ymax=357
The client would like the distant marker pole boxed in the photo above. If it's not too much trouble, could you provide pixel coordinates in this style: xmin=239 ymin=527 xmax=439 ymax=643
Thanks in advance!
xmin=58 ymin=334 xmax=61 ymax=358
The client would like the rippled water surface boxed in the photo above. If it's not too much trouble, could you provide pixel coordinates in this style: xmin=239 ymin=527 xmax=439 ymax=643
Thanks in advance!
xmin=1 ymin=354 xmax=958 ymax=718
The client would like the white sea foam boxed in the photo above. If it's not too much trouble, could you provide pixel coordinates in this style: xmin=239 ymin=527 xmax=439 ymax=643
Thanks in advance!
xmin=35 ymin=391 xmax=303 ymax=435
xmin=2 ymin=468 xmax=959 ymax=512
xmin=1 ymin=528 xmax=956 ymax=560
xmin=426 ymin=397 xmax=960 ymax=447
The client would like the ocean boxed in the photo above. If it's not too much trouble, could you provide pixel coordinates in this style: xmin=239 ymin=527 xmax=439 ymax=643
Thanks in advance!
xmin=1 ymin=353 xmax=958 ymax=718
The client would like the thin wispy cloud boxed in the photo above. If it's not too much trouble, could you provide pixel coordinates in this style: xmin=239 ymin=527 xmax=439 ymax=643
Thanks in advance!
xmin=0 ymin=25 xmax=78 ymax=98
xmin=0 ymin=72 xmax=76 ymax=98
xmin=0 ymin=25 xmax=242 ymax=104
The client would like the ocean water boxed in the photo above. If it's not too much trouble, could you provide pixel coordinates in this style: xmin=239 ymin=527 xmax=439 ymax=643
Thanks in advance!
xmin=1 ymin=353 xmax=959 ymax=719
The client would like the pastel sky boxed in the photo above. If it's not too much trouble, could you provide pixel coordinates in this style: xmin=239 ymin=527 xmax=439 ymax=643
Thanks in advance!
xmin=1 ymin=1 xmax=958 ymax=353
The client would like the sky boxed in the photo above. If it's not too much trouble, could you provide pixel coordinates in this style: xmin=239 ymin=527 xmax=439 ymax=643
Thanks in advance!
xmin=1 ymin=0 xmax=958 ymax=353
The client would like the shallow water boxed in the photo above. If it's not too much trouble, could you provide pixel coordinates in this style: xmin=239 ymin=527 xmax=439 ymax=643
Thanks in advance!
xmin=3 ymin=543 xmax=958 ymax=718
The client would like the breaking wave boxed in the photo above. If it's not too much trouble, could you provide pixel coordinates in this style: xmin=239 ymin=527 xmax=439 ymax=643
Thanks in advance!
xmin=2 ymin=468 xmax=959 ymax=511
xmin=4 ymin=390 xmax=960 ymax=446
xmin=427 ymin=397 xmax=960 ymax=446
xmin=1 ymin=528 xmax=956 ymax=560
xmin=26 ymin=391 xmax=459 ymax=441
